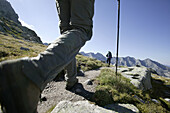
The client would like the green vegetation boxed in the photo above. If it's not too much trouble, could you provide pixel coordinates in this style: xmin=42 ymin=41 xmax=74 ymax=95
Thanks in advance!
xmin=76 ymin=54 xmax=107 ymax=71
xmin=0 ymin=33 xmax=47 ymax=62
xmin=0 ymin=17 xmax=23 ymax=39
xmin=93 ymin=69 xmax=169 ymax=113
xmin=0 ymin=32 xmax=107 ymax=72
xmin=152 ymin=73 xmax=170 ymax=85
xmin=146 ymin=74 xmax=170 ymax=99
xmin=159 ymin=97 xmax=170 ymax=111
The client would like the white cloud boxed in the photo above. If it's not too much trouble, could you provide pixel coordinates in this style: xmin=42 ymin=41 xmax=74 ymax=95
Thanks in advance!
xmin=19 ymin=18 xmax=35 ymax=30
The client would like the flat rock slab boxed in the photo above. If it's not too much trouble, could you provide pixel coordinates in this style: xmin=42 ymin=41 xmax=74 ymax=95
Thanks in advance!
xmin=118 ymin=66 xmax=152 ymax=90
xmin=52 ymin=100 xmax=139 ymax=113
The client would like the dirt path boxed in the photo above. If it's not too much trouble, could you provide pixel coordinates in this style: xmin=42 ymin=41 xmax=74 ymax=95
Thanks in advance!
xmin=37 ymin=69 xmax=102 ymax=113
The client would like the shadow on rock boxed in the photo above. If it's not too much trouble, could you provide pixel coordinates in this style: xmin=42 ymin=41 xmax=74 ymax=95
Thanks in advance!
xmin=67 ymin=83 xmax=94 ymax=101
xmin=104 ymin=103 xmax=139 ymax=113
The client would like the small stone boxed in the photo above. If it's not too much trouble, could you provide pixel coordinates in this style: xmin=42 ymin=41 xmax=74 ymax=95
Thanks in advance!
xmin=136 ymin=65 xmax=141 ymax=67
xmin=41 ymin=97 xmax=47 ymax=101
xmin=77 ymin=70 xmax=84 ymax=76
xmin=84 ymin=79 xmax=93 ymax=85
xmin=12 ymin=34 xmax=19 ymax=39
xmin=133 ymin=95 xmax=145 ymax=104
xmin=164 ymin=98 xmax=170 ymax=102
xmin=20 ymin=47 xmax=30 ymax=51
xmin=18 ymin=41 xmax=23 ymax=43
xmin=151 ymin=99 xmax=159 ymax=104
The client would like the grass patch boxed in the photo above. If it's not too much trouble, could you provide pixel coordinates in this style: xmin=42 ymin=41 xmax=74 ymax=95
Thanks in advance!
xmin=76 ymin=54 xmax=107 ymax=71
xmin=0 ymin=33 xmax=47 ymax=61
xmin=93 ymin=69 xmax=169 ymax=112
xmin=159 ymin=97 xmax=170 ymax=111
xmin=0 ymin=33 xmax=108 ymax=73
xmin=152 ymin=74 xmax=170 ymax=85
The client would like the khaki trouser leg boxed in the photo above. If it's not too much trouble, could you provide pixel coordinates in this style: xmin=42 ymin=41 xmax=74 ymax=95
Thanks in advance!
xmin=23 ymin=30 xmax=87 ymax=90
xmin=56 ymin=0 xmax=70 ymax=33
xmin=63 ymin=0 xmax=95 ymax=84
xmin=70 ymin=0 xmax=94 ymax=39
xmin=22 ymin=0 xmax=94 ymax=91
xmin=65 ymin=58 xmax=78 ymax=87
xmin=56 ymin=0 xmax=78 ymax=86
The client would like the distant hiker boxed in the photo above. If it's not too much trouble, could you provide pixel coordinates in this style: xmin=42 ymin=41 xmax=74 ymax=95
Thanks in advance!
xmin=0 ymin=0 xmax=95 ymax=112
xmin=106 ymin=51 xmax=112 ymax=66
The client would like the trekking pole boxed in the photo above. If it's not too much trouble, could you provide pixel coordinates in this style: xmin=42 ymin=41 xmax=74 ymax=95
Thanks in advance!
xmin=115 ymin=0 xmax=120 ymax=80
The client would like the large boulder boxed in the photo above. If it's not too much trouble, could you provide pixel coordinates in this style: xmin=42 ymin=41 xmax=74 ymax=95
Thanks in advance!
xmin=118 ymin=66 xmax=152 ymax=90
xmin=51 ymin=100 xmax=139 ymax=113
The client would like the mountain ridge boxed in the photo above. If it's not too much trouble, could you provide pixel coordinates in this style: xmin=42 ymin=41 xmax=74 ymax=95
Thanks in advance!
xmin=0 ymin=0 xmax=42 ymax=44
xmin=0 ymin=0 xmax=21 ymax=24
xmin=80 ymin=51 xmax=170 ymax=78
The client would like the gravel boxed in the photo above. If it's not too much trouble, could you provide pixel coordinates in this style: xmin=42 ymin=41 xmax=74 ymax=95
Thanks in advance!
xmin=37 ymin=69 xmax=101 ymax=113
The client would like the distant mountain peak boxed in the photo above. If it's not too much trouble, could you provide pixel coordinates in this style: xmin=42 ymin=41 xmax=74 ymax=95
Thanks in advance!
xmin=80 ymin=51 xmax=170 ymax=78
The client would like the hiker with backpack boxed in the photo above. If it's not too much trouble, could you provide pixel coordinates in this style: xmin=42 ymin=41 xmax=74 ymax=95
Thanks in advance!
xmin=106 ymin=51 xmax=112 ymax=66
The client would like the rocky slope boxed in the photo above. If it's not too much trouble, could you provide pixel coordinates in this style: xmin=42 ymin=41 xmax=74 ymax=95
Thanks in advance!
xmin=0 ymin=0 xmax=42 ymax=44
xmin=0 ymin=0 xmax=20 ymax=24
xmin=80 ymin=52 xmax=170 ymax=78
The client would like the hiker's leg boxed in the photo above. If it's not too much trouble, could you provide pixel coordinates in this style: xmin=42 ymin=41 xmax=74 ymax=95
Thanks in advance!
xmin=56 ymin=0 xmax=70 ymax=33
xmin=65 ymin=58 xmax=78 ymax=89
xmin=23 ymin=29 xmax=88 ymax=91
xmin=0 ymin=0 xmax=95 ymax=111
xmin=61 ymin=0 xmax=95 ymax=89
xmin=21 ymin=0 xmax=96 ymax=91
xmin=0 ymin=24 xmax=90 ymax=113
xmin=70 ymin=0 xmax=95 ymax=39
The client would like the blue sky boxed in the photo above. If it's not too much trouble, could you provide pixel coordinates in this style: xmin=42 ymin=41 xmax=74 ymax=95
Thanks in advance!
xmin=7 ymin=0 xmax=170 ymax=65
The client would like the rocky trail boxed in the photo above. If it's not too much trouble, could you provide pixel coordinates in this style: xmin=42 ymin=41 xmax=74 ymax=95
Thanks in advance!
xmin=0 ymin=67 xmax=143 ymax=113
xmin=37 ymin=67 xmax=140 ymax=113
xmin=2 ymin=66 xmax=167 ymax=113
xmin=37 ymin=69 xmax=101 ymax=113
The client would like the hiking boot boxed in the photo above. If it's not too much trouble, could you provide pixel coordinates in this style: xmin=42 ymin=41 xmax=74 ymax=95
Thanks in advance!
xmin=71 ymin=83 xmax=84 ymax=94
xmin=66 ymin=80 xmax=94 ymax=100
xmin=77 ymin=70 xmax=84 ymax=76
xmin=65 ymin=79 xmax=78 ymax=90
xmin=66 ymin=82 xmax=84 ymax=94
xmin=0 ymin=59 xmax=40 ymax=113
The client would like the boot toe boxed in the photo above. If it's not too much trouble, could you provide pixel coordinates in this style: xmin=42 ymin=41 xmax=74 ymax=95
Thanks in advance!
xmin=0 ymin=60 xmax=40 ymax=113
